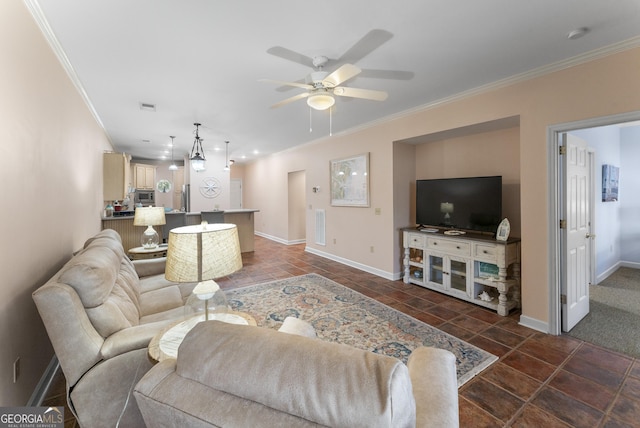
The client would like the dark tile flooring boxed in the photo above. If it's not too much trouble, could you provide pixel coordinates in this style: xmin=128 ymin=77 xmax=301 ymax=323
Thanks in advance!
xmin=42 ymin=236 xmax=640 ymax=427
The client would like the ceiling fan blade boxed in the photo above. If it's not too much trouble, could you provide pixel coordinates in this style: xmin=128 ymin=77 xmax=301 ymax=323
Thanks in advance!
xmin=323 ymin=64 xmax=361 ymax=87
xmin=333 ymin=86 xmax=388 ymax=101
xmin=266 ymin=46 xmax=315 ymax=69
xmin=270 ymin=92 xmax=310 ymax=109
xmin=337 ymin=29 xmax=393 ymax=64
xmin=259 ymin=78 xmax=313 ymax=90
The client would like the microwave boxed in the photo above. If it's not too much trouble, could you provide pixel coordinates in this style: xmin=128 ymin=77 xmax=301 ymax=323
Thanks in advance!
xmin=134 ymin=190 xmax=155 ymax=205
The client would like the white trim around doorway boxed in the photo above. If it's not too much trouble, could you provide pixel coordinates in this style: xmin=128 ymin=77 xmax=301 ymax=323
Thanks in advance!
xmin=547 ymin=110 xmax=640 ymax=335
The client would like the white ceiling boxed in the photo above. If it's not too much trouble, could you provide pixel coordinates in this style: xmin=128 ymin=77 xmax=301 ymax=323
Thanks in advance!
xmin=28 ymin=0 xmax=640 ymax=164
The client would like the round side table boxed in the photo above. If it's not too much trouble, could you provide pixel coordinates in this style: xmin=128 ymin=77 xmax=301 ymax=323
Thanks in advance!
xmin=148 ymin=311 xmax=257 ymax=362
xmin=128 ymin=246 xmax=167 ymax=260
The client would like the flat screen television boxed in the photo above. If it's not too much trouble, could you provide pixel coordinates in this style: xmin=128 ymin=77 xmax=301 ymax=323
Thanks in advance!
xmin=416 ymin=176 xmax=502 ymax=233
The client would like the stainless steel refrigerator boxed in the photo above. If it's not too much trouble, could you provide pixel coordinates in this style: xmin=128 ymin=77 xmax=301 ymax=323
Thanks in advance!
xmin=181 ymin=184 xmax=190 ymax=212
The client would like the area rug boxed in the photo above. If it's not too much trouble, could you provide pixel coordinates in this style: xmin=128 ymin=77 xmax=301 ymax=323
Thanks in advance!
xmin=226 ymin=273 xmax=497 ymax=386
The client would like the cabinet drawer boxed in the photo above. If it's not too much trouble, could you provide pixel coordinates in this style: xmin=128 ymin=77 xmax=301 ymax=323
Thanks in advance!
xmin=427 ymin=238 xmax=470 ymax=256
xmin=474 ymin=243 xmax=498 ymax=261
xmin=408 ymin=233 xmax=426 ymax=249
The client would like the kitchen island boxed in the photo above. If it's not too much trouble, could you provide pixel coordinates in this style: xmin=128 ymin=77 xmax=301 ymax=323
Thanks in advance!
xmin=102 ymin=209 xmax=259 ymax=254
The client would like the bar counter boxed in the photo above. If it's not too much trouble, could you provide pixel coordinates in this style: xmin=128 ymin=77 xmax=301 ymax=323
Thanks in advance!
xmin=102 ymin=209 xmax=259 ymax=253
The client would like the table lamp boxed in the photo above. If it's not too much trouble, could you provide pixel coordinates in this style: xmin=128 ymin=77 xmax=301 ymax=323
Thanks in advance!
xmin=133 ymin=206 xmax=166 ymax=249
xmin=165 ymin=223 xmax=243 ymax=320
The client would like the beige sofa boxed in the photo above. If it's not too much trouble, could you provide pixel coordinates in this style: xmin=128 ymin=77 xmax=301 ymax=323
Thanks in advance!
xmin=33 ymin=229 xmax=196 ymax=428
xmin=134 ymin=321 xmax=459 ymax=427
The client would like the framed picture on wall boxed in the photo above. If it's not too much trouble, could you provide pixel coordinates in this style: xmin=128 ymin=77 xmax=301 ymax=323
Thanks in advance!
xmin=602 ymin=164 xmax=619 ymax=202
xmin=330 ymin=153 xmax=370 ymax=207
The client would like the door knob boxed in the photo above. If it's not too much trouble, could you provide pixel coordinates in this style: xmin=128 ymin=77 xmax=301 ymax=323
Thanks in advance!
xmin=586 ymin=233 xmax=596 ymax=239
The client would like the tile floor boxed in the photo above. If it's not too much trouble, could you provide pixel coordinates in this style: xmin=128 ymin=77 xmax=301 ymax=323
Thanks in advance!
xmin=42 ymin=236 xmax=640 ymax=427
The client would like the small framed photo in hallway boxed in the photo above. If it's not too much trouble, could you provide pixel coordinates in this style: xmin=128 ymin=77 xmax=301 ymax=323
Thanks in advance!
xmin=602 ymin=164 xmax=619 ymax=202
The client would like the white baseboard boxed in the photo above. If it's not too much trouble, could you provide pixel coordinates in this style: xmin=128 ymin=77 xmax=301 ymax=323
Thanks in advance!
xmin=28 ymin=356 xmax=59 ymax=406
xmin=254 ymin=231 xmax=304 ymax=246
xmin=255 ymin=232 xmax=396 ymax=280
xmin=621 ymin=261 xmax=640 ymax=269
xmin=597 ymin=261 xmax=640 ymax=284
xmin=519 ymin=315 xmax=549 ymax=334
xmin=304 ymin=246 xmax=396 ymax=280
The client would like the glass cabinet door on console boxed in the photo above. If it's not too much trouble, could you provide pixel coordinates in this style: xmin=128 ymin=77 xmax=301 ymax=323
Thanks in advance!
xmin=425 ymin=254 xmax=469 ymax=297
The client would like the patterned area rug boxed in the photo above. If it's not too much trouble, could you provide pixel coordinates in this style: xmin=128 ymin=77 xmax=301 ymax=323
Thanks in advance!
xmin=227 ymin=273 xmax=497 ymax=386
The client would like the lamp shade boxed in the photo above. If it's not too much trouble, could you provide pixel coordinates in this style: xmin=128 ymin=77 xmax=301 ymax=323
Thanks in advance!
xmin=440 ymin=202 xmax=454 ymax=214
xmin=165 ymin=223 xmax=242 ymax=283
xmin=133 ymin=206 xmax=166 ymax=226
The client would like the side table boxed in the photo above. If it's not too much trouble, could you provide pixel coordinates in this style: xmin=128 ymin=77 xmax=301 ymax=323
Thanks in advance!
xmin=128 ymin=245 xmax=167 ymax=260
xmin=148 ymin=311 xmax=257 ymax=362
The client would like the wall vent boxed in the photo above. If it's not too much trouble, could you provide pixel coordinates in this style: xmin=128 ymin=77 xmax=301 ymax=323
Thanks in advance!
xmin=315 ymin=209 xmax=326 ymax=246
xmin=139 ymin=102 xmax=156 ymax=112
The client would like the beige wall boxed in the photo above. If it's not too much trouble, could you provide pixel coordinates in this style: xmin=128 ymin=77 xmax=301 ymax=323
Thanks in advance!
xmin=0 ymin=2 xmax=112 ymax=404
xmin=413 ymin=126 xmax=521 ymax=238
xmin=244 ymin=47 xmax=640 ymax=328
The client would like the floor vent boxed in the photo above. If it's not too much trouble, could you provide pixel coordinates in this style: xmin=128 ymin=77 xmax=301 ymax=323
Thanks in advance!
xmin=315 ymin=209 xmax=326 ymax=246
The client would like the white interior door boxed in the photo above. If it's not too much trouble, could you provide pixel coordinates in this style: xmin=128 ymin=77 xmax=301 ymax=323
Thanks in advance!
xmin=562 ymin=133 xmax=592 ymax=331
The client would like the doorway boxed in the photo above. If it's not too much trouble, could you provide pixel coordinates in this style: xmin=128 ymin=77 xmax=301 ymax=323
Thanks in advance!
xmin=548 ymin=111 xmax=640 ymax=335
xmin=287 ymin=170 xmax=306 ymax=244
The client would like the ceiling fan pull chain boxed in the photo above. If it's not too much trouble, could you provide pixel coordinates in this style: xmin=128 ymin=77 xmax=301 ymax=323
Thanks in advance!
xmin=309 ymin=106 xmax=313 ymax=133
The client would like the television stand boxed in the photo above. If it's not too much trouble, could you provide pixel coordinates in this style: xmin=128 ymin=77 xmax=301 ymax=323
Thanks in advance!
xmin=402 ymin=228 xmax=521 ymax=316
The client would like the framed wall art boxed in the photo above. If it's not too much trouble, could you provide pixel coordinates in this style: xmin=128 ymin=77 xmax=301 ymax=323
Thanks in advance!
xmin=602 ymin=164 xmax=619 ymax=202
xmin=330 ymin=153 xmax=370 ymax=207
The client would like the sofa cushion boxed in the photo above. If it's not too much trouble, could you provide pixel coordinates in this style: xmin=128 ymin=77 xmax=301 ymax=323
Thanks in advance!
xmin=176 ymin=321 xmax=416 ymax=428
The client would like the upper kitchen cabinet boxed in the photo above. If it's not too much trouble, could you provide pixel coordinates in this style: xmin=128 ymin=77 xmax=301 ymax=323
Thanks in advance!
xmin=103 ymin=152 xmax=131 ymax=201
xmin=133 ymin=163 xmax=156 ymax=190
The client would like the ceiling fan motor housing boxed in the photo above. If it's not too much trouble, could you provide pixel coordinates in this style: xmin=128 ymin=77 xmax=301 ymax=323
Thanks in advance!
xmin=306 ymin=71 xmax=330 ymax=86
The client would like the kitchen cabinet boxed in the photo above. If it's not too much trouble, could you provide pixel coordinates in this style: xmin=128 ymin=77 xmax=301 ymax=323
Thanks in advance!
xmin=103 ymin=152 xmax=131 ymax=201
xmin=403 ymin=229 xmax=521 ymax=316
xmin=133 ymin=163 xmax=156 ymax=190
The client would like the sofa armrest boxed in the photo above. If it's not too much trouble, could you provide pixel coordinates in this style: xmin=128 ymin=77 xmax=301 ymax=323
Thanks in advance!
xmin=133 ymin=257 xmax=166 ymax=278
xmin=101 ymin=320 xmax=172 ymax=359
xmin=407 ymin=347 xmax=459 ymax=428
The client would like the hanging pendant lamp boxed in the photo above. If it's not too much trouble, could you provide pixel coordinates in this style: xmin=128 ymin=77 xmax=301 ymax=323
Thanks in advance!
xmin=168 ymin=136 xmax=178 ymax=170
xmin=190 ymin=123 xmax=206 ymax=172
xmin=224 ymin=141 xmax=230 ymax=171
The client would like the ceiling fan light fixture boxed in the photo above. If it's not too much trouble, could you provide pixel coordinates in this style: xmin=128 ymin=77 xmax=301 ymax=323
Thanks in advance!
xmin=307 ymin=93 xmax=335 ymax=110
xmin=189 ymin=123 xmax=207 ymax=172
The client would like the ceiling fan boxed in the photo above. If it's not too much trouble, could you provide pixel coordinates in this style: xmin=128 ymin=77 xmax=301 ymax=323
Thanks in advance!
xmin=260 ymin=55 xmax=388 ymax=110
xmin=265 ymin=29 xmax=413 ymax=91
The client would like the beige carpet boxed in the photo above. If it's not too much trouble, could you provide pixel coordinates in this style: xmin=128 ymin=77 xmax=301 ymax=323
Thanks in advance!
xmin=568 ymin=267 xmax=640 ymax=358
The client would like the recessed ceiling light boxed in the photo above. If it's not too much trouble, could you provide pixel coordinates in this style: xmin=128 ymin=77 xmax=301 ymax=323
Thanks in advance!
xmin=139 ymin=102 xmax=156 ymax=112
xmin=567 ymin=27 xmax=589 ymax=40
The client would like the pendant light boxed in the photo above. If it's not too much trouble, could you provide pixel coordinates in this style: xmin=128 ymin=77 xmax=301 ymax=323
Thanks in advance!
xmin=223 ymin=141 xmax=230 ymax=171
xmin=168 ymin=136 xmax=178 ymax=170
xmin=190 ymin=123 xmax=206 ymax=172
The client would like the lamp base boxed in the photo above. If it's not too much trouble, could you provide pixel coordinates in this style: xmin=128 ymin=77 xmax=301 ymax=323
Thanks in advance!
xmin=141 ymin=225 xmax=160 ymax=249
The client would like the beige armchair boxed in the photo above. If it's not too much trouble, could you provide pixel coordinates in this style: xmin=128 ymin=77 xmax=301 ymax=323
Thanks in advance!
xmin=33 ymin=229 xmax=195 ymax=428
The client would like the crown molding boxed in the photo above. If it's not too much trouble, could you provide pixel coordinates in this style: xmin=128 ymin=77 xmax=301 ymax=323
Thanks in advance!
xmin=23 ymin=0 xmax=110 ymax=142
xmin=392 ymin=36 xmax=640 ymax=121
